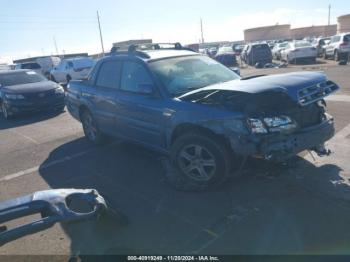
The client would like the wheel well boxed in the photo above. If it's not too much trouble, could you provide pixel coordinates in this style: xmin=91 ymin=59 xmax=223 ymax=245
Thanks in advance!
xmin=171 ymin=123 xmax=229 ymax=147
xmin=78 ymin=105 xmax=90 ymax=120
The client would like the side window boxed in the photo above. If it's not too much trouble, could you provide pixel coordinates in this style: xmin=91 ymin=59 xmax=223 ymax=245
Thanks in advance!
xmin=120 ymin=61 xmax=154 ymax=94
xmin=96 ymin=60 xmax=121 ymax=89
xmin=59 ymin=62 xmax=66 ymax=70
xmin=67 ymin=61 xmax=74 ymax=69
xmin=332 ymin=36 xmax=340 ymax=43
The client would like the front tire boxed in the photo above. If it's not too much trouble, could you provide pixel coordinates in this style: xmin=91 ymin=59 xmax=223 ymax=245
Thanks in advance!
xmin=1 ymin=102 xmax=12 ymax=120
xmin=81 ymin=110 xmax=106 ymax=145
xmin=168 ymin=133 xmax=235 ymax=191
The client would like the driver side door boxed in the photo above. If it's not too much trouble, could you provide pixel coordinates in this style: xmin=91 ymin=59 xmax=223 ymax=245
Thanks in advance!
xmin=114 ymin=60 xmax=166 ymax=150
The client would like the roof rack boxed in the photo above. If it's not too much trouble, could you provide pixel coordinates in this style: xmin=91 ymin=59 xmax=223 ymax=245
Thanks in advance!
xmin=108 ymin=42 xmax=195 ymax=58
xmin=129 ymin=42 xmax=195 ymax=52
xmin=109 ymin=45 xmax=151 ymax=58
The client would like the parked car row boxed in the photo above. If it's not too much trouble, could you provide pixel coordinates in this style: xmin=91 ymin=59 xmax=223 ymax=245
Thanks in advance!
xmin=10 ymin=56 xmax=95 ymax=84
xmin=239 ymin=32 xmax=350 ymax=66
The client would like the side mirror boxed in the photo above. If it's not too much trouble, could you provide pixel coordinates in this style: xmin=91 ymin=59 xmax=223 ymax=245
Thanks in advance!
xmin=138 ymin=83 xmax=154 ymax=95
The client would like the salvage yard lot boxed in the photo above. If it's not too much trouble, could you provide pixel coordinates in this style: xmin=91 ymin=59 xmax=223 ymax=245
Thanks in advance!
xmin=1 ymin=64 xmax=350 ymax=255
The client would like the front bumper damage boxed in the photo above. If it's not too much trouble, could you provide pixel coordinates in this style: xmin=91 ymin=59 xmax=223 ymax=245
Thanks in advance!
xmin=230 ymin=115 xmax=335 ymax=162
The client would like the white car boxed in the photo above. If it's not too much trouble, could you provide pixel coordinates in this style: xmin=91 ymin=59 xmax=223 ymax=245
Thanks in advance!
xmin=324 ymin=33 xmax=350 ymax=61
xmin=272 ymin=42 xmax=288 ymax=60
xmin=50 ymin=57 xmax=94 ymax=84
xmin=280 ymin=41 xmax=317 ymax=64
xmin=14 ymin=62 xmax=43 ymax=75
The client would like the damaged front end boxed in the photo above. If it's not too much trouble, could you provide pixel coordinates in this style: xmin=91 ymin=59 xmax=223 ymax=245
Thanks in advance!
xmin=179 ymin=72 xmax=339 ymax=161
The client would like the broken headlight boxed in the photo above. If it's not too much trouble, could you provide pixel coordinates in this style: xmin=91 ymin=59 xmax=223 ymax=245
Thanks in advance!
xmin=248 ymin=116 xmax=297 ymax=134
xmin=4 ymin=94 xmax=25 ymax=100
xmin=263 ymin=116 xmax=297 ymax=132
xmin=247 ymin=118 xmax=268 ymax=134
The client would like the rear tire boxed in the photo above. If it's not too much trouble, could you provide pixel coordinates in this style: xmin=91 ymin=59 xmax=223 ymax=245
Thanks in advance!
xmin=66 ymin=75 xmax=72 ymax=84
xmin=323 ymin=51 xmax=328 ymax=59
xmin=81 ymin=110 xmax=106 ymax=145
xmin=334 ymin=50 xmax=339 ymax=61
xmin=50 ymin=75 xmax=57 ymax=82
xmin=167 ymin=133 xmax=236 ymax=191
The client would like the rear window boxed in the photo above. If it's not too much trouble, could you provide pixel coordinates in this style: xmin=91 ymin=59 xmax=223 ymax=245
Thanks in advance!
xmin=294 ymin=41 xmax=312 ymax=48
xmin=344 ymin=34 xmax=350 ymax=42
xmin=0 ymin=71 xmax=46 ymax=87
xmin=252 ymin=44 xmax=269 ymax=50
xmin=218 ymin=47 xmax=233 ymax=53
xmin=71 ymin=58 xmax=94 ymax=69
xmin=21 ymin=63 xmax=41 ymax=69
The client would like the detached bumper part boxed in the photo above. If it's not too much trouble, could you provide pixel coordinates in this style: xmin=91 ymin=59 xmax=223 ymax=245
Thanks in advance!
xmin=0 ymin=189 xmax=107 ymax=246
xmin=313 ymin=144 xmax=331 ymax=157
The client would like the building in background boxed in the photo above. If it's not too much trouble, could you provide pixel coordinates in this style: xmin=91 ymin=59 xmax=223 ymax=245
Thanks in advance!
xmin=244 ymin=14 xmax=350 ymax=42
xmin=291 ymin=25 xmax=337 ymax=39
xmin=337 ymin=14 xmax=350 ymax=33
xmin=244 ymin=24 xmax=291 ymax=42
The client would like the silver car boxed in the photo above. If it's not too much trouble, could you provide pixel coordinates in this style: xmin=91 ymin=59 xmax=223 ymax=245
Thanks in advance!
xmin=324 ymin=33 xmax=350 ymax=61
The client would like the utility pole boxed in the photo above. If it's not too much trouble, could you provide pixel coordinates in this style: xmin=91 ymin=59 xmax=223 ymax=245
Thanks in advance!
xmin=200 ymin=18 xmax=205 ymax=44
xmin=328 ymin=4 xmax=331 ymax=26
xmin=53 ymin=37 xmax=59 ymax=56
xmin=97 ymin=11 xmax=105 ymax=56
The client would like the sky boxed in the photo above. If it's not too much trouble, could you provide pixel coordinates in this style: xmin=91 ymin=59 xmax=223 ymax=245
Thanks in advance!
xmin=0 ymin=0 xmax=349 ymax=63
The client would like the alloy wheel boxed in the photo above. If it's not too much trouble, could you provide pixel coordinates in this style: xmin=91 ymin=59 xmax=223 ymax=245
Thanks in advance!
xmin=178 ymin=144 xmax=217 ymax=182
xmin=83 ymin=113 xmax=97 ymax=141
xmin=1 ymin=103 xmax=8 ymax=119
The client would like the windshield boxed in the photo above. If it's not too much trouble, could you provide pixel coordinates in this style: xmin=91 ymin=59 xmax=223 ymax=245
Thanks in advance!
xmin=149 ymin=55 xmax=240 ymax=96
xmin=0 ymin=71 xmax=46 ymax=87
xmin=279 ymin=42 xmax=288 ymax=48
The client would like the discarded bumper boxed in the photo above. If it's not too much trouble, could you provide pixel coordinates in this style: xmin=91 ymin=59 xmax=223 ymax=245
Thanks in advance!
xmin=0 ymin=189 xmax=107 ymax=246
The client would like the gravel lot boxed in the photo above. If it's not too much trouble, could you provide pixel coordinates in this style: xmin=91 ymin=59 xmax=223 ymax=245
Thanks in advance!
xmin=1 ymin=62 xmax=350 ymax=255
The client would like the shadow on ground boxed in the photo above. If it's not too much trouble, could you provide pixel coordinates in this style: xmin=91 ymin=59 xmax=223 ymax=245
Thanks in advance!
xmin=0 ymin=109 xmax=65 ymax=130
xmin=38 ymin=138 xmax=350 ymax=256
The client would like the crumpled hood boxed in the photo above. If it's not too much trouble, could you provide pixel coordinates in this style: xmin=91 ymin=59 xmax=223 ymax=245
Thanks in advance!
xmin=179 ymin=71 xmax=337 ymax=104
xmin=1 ymin=80 xmax=59 ymax=94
